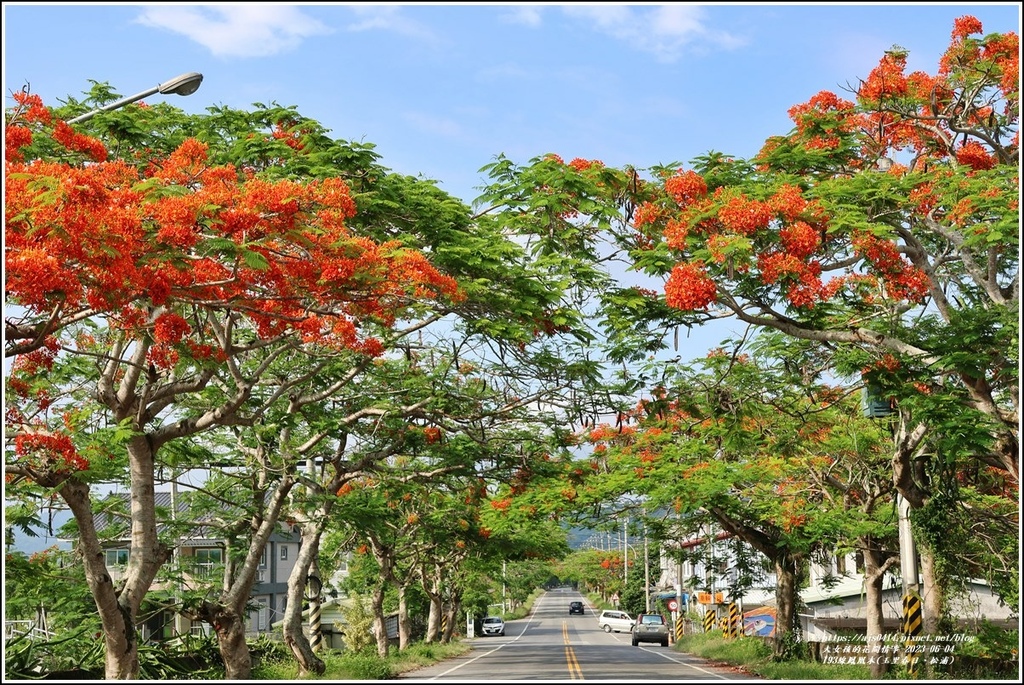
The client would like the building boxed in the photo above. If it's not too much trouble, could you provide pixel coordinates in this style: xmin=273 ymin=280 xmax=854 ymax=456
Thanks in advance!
xmin=653 ymin=531 xmax=1017 ymax=639
xmin=95 ymin=492 xmax=302 ymax=640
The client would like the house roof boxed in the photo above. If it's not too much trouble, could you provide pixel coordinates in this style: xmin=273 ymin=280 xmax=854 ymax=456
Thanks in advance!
xmin=88 ymin=491 xmax=300 ymax=545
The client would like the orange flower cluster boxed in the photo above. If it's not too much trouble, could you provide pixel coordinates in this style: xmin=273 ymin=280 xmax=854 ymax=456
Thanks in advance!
xmin=955 ymin=140 xmax=997 ymax=171
xmin=779 ymin=221 xmax=821 ymax=259
xmin=940 ymin=15 xmax=1018 ymax=108
xmin=51 ymin=121 xmax=107 ymax=162
xmin=952 ymin=15 xmax=984 ymax=40
xmin=6 ymin=98 xmax=466 ymax=366
xmin=664 ymin=170 xmax=707 ymax=206
xmin=568 ymin=157 xmax=604 ymax=172
xmin=786 ymin=90 xmax=860 ymax=152
xmin=851 ymin=233 xmax=930 ymax=302
xmin=767 ymin=184 xmax=809 ymax=221
xmin=717 ymin=195 xmax=774 ymax=236
xmin=632 ymin=201 xmax=664 ymax=228
xmin=14 ymin=432 xmax=87 ymax=473
xmin=665 ymin=262 xmax=718 ymax=311
xmin=859 ymin=50 xmax=909 ymax=101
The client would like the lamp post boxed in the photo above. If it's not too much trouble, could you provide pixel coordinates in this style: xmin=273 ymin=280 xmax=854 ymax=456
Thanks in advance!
xmin=67 ymin=71 xmax=204 ymax=124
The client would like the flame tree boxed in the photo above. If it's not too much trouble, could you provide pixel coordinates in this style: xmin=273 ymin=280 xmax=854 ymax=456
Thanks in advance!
xmin=4 ymin=92 xmax=461 ymax=679
xmin=608 ymin=15 xmax=1018 ymax=633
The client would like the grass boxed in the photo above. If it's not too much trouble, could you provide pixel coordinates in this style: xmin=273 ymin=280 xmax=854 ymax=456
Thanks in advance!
xmin=251 ymin=640 xmax=474 ymax=680
xmin=672 ymin=631 xmax=875 ymax=680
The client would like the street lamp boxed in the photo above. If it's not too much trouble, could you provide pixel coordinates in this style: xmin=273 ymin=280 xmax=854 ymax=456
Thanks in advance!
xmin=67 ymin=71 xmax=204 ymax=124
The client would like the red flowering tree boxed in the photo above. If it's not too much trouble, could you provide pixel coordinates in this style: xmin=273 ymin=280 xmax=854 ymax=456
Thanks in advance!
xmin=614 ymin=17 xmax=1018 ymax=633
xmin=4 ymin=93 xmax=462 ymax=679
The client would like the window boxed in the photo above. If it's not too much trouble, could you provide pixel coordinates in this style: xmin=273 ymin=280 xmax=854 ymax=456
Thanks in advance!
xmin=256 ymin=602 xmax=268 ymax=631
xmin=106 ymin=549 xmax=129 ymax=566
xmin=195 ymin=548 xmax=223 ymax=577
xmin=280 ymin=545 xmax=288 ymax=561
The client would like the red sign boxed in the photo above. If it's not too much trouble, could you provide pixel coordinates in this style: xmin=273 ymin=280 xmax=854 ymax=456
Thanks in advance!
xmin=666 ymin=598 xmax=679 ymax=611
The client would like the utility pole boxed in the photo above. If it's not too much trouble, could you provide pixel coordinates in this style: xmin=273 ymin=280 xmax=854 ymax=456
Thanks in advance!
xmin=898 ymin=494 xmax=919 ymax=593
xmin=643 ymin=522 xmax=651 ymax=612
xmin=623 ymin=517 xmax=629 ymax=584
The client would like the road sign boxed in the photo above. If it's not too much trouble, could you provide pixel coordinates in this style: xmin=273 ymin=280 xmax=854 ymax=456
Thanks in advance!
xmin=666 ymin=598 xmax=678 ymax=611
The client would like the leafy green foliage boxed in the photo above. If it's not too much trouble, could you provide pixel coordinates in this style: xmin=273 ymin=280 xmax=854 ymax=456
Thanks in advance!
xmin=338 ymin=592 xmax=377 ymax=655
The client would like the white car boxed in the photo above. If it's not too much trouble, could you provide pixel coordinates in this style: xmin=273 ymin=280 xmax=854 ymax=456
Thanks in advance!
xmin=597 ymin=609 xmax=634 ymax=634
xmin=481 ymin=616 xmax=505 ymax=636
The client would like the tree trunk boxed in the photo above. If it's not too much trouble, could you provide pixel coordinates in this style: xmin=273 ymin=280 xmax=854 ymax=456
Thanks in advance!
xmin=918 ymin=544 xmax=944 ymax=634
xmin=58 ymin=433 xmax=172 ymax=679
xmin=397 ymin=583 xmax=411 ymax=650
xmin=281 ymin=524 xmax=325 ymax=677
xmin=425 ymin=592 xmax=442 ymax=643
xmin=860 ymin=538 xmax=891 ymax=679
xmin=445 ymin=599 xmax=461 ymax=642
xmin=419 ymin=564 xmax=443 ymax=643
xmin=194 ymin=476 xmax=292 ymax=680
xmin=370 ymin=583 xmax=390 ymax=658
xmin=61 ymin=480 xmax=140 ymax=679
xmin=772 ymin=553 xmax=800 ymax=659
xmin=210 ymin=605 xmax=252 ymax=680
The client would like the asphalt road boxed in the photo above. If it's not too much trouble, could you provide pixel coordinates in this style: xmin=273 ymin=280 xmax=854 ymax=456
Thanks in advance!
xmin=398 ymin=587 xmax=760 ymax=681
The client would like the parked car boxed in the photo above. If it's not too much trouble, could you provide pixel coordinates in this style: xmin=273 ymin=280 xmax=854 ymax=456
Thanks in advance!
xmin=569 ymin=601 xmax=585 ymax=615
xmin=481 ymin=616 xmax=505 ymax=636
xmin=597 ymin=609 xmax=633 ymax=633
xmin=631 ymin=613 xmax=669 ymax=646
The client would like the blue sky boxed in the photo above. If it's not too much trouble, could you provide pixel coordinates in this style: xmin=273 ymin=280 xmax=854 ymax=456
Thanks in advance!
xmin=4 ymin=3 xmax=1020 ymax=208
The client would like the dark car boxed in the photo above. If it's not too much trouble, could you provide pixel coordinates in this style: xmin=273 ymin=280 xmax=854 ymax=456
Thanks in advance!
xmin=569 ymin=601 xmax=584 ymax=615
xmin=631 ymin=613 xmax=669 ymax=647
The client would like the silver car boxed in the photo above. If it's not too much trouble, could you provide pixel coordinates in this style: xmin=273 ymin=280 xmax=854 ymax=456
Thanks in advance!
xmin=481 ymin=616 xmax=505 ymax=636
xmin=631 ymin=613 xmax=670 ymax=646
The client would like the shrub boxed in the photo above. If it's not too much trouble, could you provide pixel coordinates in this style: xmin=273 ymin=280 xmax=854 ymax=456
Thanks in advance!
xmin=338 ymin=653 xmax=394 ymax=680
xmin=339 ymin=592 xmax=376 ymax=654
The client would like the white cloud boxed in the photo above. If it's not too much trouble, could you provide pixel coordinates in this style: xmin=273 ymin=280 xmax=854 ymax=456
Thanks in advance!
xmin=563 ymin=5 xmax=744 ymax=62
xmin=135 ymin=5 xmax=332 ymax=58
xmin=500 ymin=5 xmax=545 ymax=27
xmin=345 ymin=5 xmax=436 ymax=41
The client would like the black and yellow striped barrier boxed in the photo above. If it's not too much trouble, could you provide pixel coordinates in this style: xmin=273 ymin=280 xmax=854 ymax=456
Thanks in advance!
xmin=902 ymin=592 xmax=923 ymax=675
xmin=726 ymin=602 xmax=740 ymax=639
xmin=675 ymin=615 xmax=684 ymax=642
xmin=902 ymin=593 xmax=922 ymax=636
xmin=703 ymin=609 xmax=716 ymax=633
xmin=441 ymin=615 xmax=448 ymax=636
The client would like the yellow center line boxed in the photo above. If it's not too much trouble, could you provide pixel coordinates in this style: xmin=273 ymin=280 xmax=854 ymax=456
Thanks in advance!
xmin=563 ymin=620 xmax=584 ymax=679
